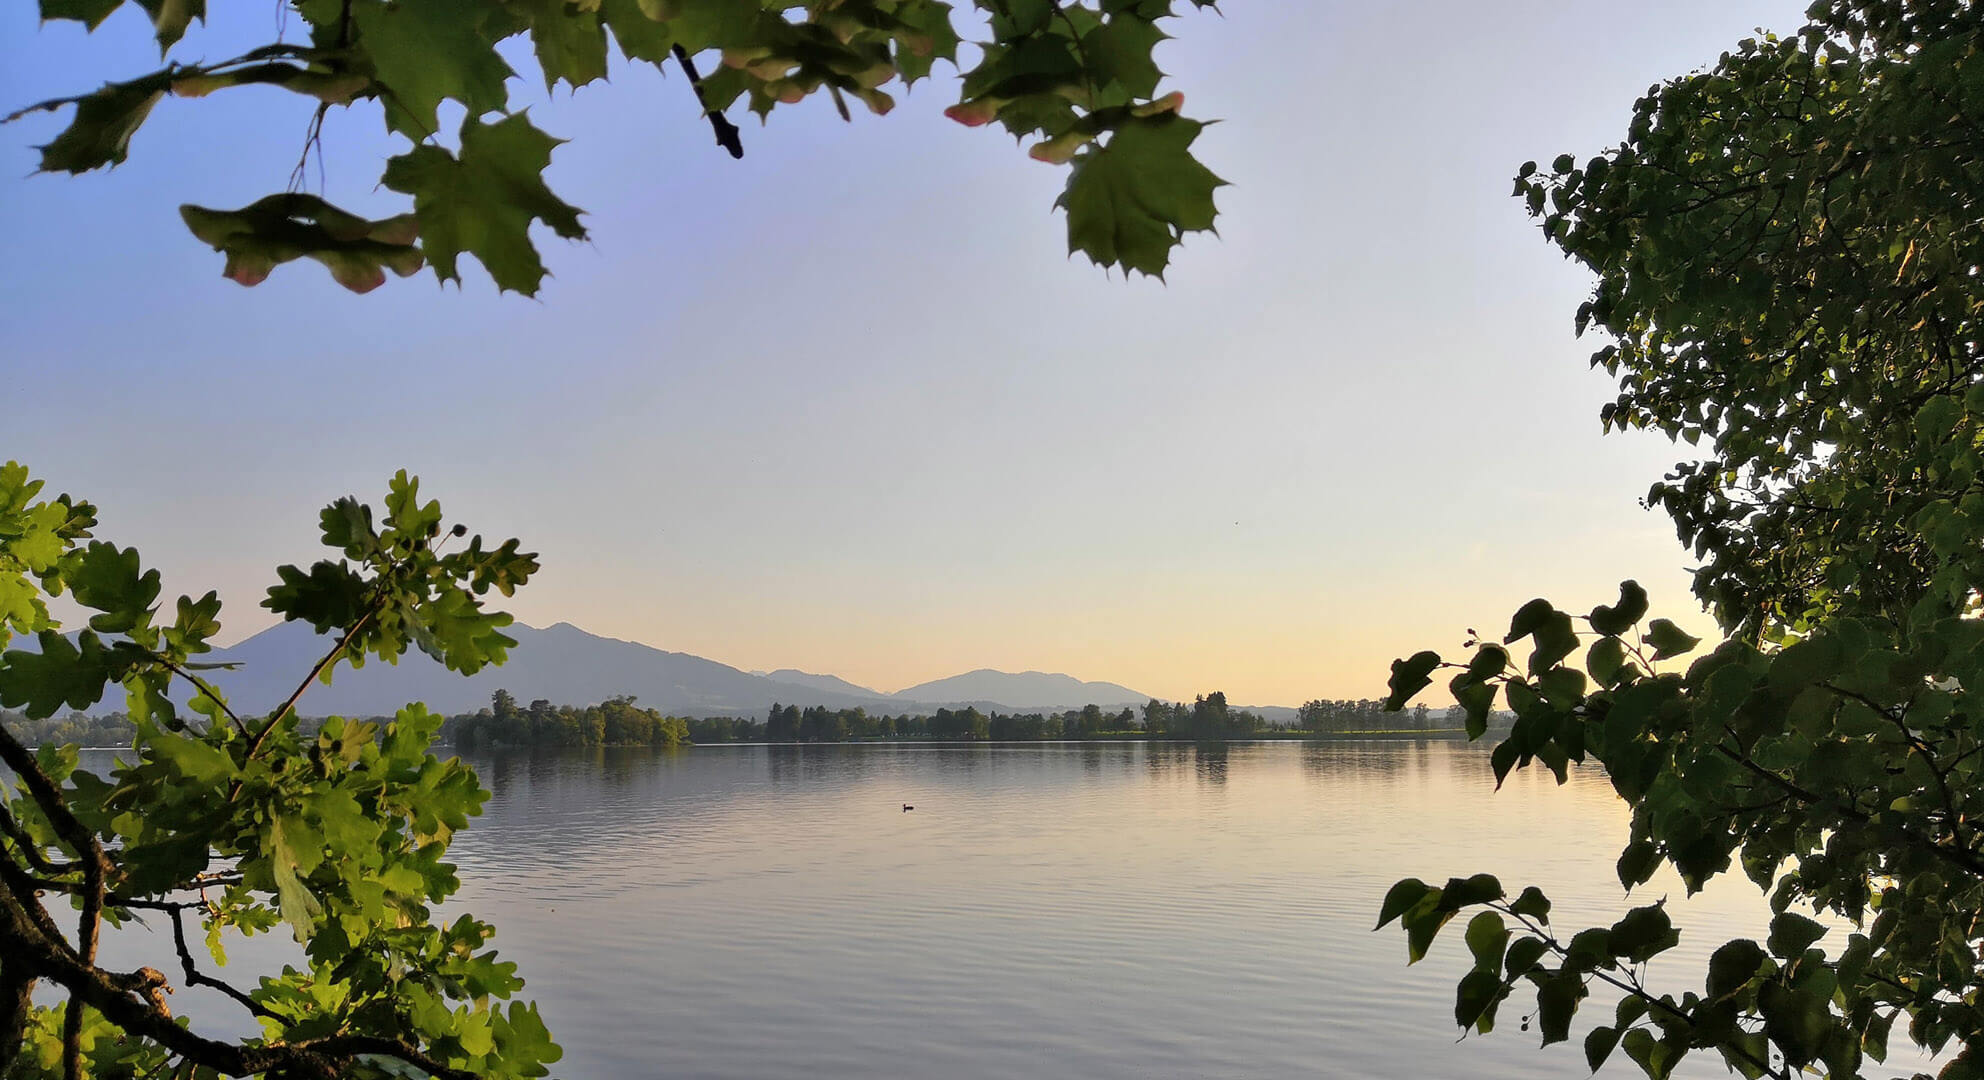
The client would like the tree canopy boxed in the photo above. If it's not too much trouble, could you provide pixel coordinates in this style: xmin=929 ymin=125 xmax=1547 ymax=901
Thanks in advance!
xmin=1383 ymin=2 xmax=1984 ymax=1078
xmin=0 ymin=465 xmax=558 ymax=1080
xmin=5 ymin=0 xmax=1225 ymax=295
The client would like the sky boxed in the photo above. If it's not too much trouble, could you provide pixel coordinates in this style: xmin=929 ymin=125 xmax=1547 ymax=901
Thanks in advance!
xmin=0 ymin=0 xmax=1811 ymax=707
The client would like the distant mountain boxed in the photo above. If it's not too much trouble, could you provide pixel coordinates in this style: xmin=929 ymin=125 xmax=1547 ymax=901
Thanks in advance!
xmin=69 ymin=621 xmax=1158 ymax=718
xmin=891 ymin=669 xmax=1146 ymax=710
xmin=763 ymin=669 xmax=882 ymax=698
xmin=162 ymin=622 xmax=883 ymax=719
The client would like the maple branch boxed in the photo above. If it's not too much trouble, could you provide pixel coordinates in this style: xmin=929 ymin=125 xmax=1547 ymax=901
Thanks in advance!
xmin=672 ymin=44 xmax=744 ymax=159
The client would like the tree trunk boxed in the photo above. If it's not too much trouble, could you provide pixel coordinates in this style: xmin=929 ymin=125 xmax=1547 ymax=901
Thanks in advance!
xmin=0 ymin=956 xmax=37 ymax=1074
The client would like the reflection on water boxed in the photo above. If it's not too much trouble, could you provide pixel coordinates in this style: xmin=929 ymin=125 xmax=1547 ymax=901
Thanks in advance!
xmin=446 ymin=741 xmax=1763 ymax=1080
xmin=73 ymin=741 xmax=1905 ymax=1079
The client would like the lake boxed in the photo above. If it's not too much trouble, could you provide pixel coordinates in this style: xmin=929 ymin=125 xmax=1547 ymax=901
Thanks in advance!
xmin=74 ymin=740 xmax=1900 ymax=1078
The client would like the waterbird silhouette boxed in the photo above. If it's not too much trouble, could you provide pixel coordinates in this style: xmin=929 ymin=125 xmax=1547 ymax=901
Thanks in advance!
xmin=902 ymin=804 xmax=914 ymax=812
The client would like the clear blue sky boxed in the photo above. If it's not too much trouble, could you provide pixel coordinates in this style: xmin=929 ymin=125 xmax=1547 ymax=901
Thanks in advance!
xmin=1 ymin=1 xmax=1807 ymax=705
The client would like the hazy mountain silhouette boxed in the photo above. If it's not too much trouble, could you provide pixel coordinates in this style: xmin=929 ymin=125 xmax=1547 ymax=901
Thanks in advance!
xmin=890 ymin=669 xmax=1146 ymax=710
xmin=762 ymin=669 xmax=883 ymax=698
xmin=111 ymin=621 xmax=1155 ymax=718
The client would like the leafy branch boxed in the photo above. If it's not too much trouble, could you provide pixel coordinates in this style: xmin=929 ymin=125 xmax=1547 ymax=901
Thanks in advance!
xmin=7 ymin=0 xmax=1225 ymax=293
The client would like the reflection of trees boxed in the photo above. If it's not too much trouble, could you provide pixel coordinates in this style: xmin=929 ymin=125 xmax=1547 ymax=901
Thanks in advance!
xmin=764 ymin=744 xmax=882 ymax=784
xmin=1299 ymin=740 xmax=1432 ymax=780
xmin=1193 ymin=742 xmax=1228 ymax=785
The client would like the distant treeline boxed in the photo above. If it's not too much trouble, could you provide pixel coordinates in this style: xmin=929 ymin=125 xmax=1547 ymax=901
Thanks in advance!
xmin=3 ymin=692 xmax=1498 ymax=750
xmin=1295 ymin=698 xmax=1493 ymax=734
xmin=0 ymin=710 xmax=144 ymax=748
xmin=0 ymin=693 xmax=692 ymax=751
xmin=445 ymin=691 xmax=688 ymax=748
xmin=693 ymin=693 xmax=1491 ymax=743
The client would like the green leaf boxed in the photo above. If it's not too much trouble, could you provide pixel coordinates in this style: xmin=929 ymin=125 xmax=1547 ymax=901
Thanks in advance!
xmin=1453 ymin=679 xmax=1495 ymax=738
xmin=134 ymin=0 xmax=203 ymax=51
xmin=1766 ymin=911 xmax=1826 ymax=958
xmin=991 ymin=0 xmax=1053 ymax=35
xmin=1441 ymin=873 xmax=1503 ymax=909
xmin=1057 ymin=114 xmax=1223 ymax=279
xmin=515 ymin=0 xmax=610 ymax=91
xmin=65 ymin=542 xmax=162 ymax=634
xmin=1465 ymin=910 xmax=1508 ymax=971
xmin=1510 ymin=886 xmax=1551 ymax=924
xmin=1765 ymin=635 xmax=1842 ymax=695
xmin=9 ymin=71 xmax=172 ymax=174
xmin=1608 ymin=903 xmax=1679 ymax=963
xmin=1645 ymin=619 xmax=1701 ymax=660
xmin=1585 ymin=1026 xmax=1621 ymax=1072
xmin=352 ymin=0 xmax=515 ymax=138
xmin=1530 ymin=612 xmax=1579 ymax=675
xmin=264 ymin=560 xmax=369 ymax=633
xmin=1385 ymin=650 xmax=1441 ymax=710
xmin=412 ymin=587 xmax=519 ymax=674
xmin=0 ymin=631 xmax=120 ymax=719
xmin=1083 ymin=15 xmax=1166 ymax=98
xmin=1455 ymin=968 xmax=1505 ymax=1031
xmin=598 ymin=0 xmax=675 ymax=62
xmin=268 ymin=817 xmax=324 ymax=943
xmin=1402 ymin=900 xmax=1454 ymax=965
xmin=1621 ymin=1028 xmax=1671 ymax=1079
xmin=1616 ymin=839 xmax=1661 ymax=890
xmin=149 ymin=731 xmax=234 ymax=785
xmin=1589 ymin=581 xmax=1648 ymax=636
xmin=1504 ymin=598 xmax=1555 ymax=644
xmin=1536 ymin=971 xmax=1584 ymax=1046
xmin=1707 ymin=938 xmax=1766 ymax=1000
xmin=891 ymin=0 xmax=959 ymax=84
xmin=1586 ymin=635 xmax=1629 ymax=687
xmin=1465 ymin=644 xmax=1510 ymax=681
xmin=1505 ymin=936 xmax=1547 ymax=978
xmin=1376 ymin=877 xmax=1431 ymax=929
xmin=382 ymin=113 xmax=588 ymax=296
xmin=39 ymin=0 xmax=125 ymax=29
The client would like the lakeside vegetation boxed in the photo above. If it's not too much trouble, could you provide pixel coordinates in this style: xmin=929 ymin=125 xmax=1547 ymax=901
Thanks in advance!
xmin=5 ymin=692 xmax=1499 ymax=750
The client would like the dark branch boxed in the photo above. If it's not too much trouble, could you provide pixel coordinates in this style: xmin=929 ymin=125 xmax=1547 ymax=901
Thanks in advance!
xmin=167 ymin=906 xmax=278 ymax=1020
xmin=672 ymin=44 xmax=744 ymax=159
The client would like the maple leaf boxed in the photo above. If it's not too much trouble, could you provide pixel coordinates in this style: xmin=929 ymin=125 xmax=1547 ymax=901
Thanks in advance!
xmin=134 ymin=0 xmax=205 ymax=53
xmin=511 ymin=0 xmax=610 ymax=91
xmin=352 ymin=0 xmax=514 ymax=138
xmin=6 ymin=71 xmax=173 ymax=173
xmin=1056 ymin=113 xmax=1222 ymax=278
xmin=1083 ymin=15 xmax=1166 ymax=99
xmin=382 ymin=113 xmax=587 ymax=296
xmin=37 ymin=0 xmax=123 ymax=29
xmin=597 ymin=0 xmax=674 ymax=63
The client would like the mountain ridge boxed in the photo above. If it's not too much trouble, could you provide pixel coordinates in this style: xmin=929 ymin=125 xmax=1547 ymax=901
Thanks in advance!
xmin=39 ymin=620 xmax=1169 ymax=718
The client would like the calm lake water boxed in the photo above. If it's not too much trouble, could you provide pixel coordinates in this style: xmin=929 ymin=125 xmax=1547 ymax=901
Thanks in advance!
xmin=77 ymin=740 xmax=1909 ymax=1078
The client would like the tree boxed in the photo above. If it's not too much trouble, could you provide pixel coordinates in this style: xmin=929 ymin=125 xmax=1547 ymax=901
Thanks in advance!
xmin=5 ymin=0 xmax=1223 ymax=296
xmin=1382 ymin=4 xmax=1984 ymax=1078
xmin=1187 ymin=691 xmax=1227 ymax=739
xmin=0 ymin=463 xmax=559 ymax=1079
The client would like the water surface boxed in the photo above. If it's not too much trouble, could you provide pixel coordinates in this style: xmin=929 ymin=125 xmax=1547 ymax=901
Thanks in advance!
xmin=433 ymin=741 xmax=1792 ymax=1079
xmin=66 ymin=740 xmax=1912 ymax=1077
